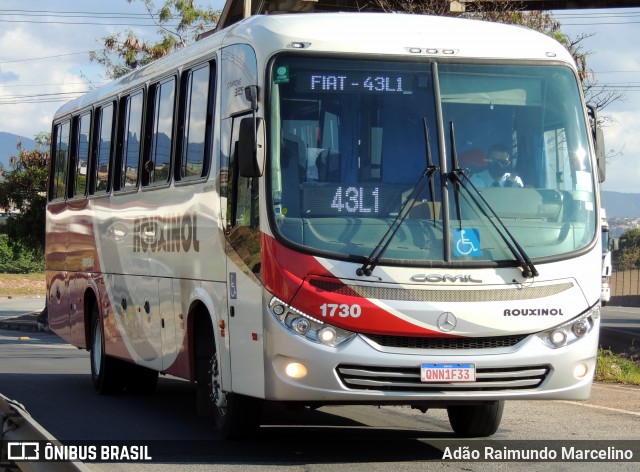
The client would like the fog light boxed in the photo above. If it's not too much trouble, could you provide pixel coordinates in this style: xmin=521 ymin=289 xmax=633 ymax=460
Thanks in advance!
xmin=318 ymin=327 xmax=337 ymax=345
xmin=285 ymin=362 xmax=307 ymax=379
xmin=272 ymin=304 xmax=285 ymax=316
xmin=572 ymin=320 xmax=589 ymax=337
xmin=292 ymin=317 xmax=311 ymax=334
xmin=574 ymin=363 xmax=589 ymax=379
xmin=550 ymin=330 xmax=567 ymax=347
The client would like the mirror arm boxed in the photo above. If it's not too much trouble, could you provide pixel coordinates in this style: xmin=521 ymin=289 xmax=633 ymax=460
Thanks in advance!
xmin=244 ymin=85 xmax=259 ymax=153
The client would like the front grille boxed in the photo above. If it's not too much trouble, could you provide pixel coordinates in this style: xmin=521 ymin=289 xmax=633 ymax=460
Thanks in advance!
xmin=309 ymin=278 xmax=573 ymax=303
xmin=363 ymin=333 xmax=527 ymax=350
xmin=336 ymin=364 xmax=550 ymax=392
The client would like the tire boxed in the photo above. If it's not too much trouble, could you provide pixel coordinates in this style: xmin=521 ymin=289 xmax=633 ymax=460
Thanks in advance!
xmin=196 ymin=340 xmax=261 ymax=439
xmin=90 ymin=305 xmax=122 ymax=394
xmin=447 ymin=401 xmax=504 ymax=437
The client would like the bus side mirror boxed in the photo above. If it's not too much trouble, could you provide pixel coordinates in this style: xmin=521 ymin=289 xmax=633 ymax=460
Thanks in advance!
xmin=238 ymin=116 xmax=265 ymax=177
xmin=596 ymin=127 xmax=605 ymax=182
xmin=611 ymin=237 xmax=619 ymax=251
xmin=588 ymin=104 xmax=606 ymax=182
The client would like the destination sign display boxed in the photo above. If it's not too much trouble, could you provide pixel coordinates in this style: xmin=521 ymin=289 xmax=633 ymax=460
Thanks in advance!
xmin=295 ymin=72 xmax=411 ymax=94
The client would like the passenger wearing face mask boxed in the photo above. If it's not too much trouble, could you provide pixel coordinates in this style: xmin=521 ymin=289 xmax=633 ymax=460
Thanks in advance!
xmin=470 ymin=144 xmax=523 ymax=188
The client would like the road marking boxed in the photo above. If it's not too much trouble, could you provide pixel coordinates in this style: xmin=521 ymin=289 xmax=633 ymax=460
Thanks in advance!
xmin=558 ymin=400 xmax=640 ymax=417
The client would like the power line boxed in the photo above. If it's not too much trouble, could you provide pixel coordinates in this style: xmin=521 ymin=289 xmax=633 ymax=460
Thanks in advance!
xmin=0 ymin=98 xmax=82 ymax=105
xmin=0 ymin=8 xmax=199 ymax=26
xmin=0 ymin=9 xmax=153 ymax=17
xmin=0 ymin=19 xmax=178 ymax=26
xmin=0 ymin=91 xmax=89 ymax=100
xmin=562 ymin=20 xmax=640 ymax=25
xmin=0 ymin=51 xmax=102 ymax=66
xmin=554 ymin=10 xmax=640 ymax=17
xmin=1 ymin=82 xmax=106 ymax=88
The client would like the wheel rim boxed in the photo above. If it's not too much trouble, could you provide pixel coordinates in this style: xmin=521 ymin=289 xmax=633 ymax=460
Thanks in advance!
xmin=210 ymin=355 xmax=227 ymax=414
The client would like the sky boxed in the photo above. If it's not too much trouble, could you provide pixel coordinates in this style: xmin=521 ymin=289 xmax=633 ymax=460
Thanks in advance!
xmin=1 ymin=1 xmax=639 ymax=193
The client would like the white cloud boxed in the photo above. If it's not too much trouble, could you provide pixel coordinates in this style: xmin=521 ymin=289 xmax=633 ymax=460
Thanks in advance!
xmin=601 ymin=110 xmax=640 ymax=193
xmin=554 ymin=9 xmax=640 ymax=193
xmin=0 ymin=0 xmax=159 ymax=137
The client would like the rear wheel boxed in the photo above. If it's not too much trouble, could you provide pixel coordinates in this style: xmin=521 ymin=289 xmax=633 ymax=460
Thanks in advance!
xmin=447 ymin=401 xmax=504 ymax=437
xmin=90 ymin=305 xmax=122 ymax=394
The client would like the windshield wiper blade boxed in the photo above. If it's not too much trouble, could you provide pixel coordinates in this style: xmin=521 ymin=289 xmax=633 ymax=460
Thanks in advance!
xmin=357 ymin=121 xmax=439 ymax=277
xmin=356 ymin=165 xmax=438 ymax=277
xmin=448 ymin=122 xmax=538 ymax=279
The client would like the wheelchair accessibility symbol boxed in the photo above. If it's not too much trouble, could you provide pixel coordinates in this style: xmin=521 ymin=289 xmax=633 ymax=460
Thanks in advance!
xmin=454 ymin=228 xmax=481 ymax=257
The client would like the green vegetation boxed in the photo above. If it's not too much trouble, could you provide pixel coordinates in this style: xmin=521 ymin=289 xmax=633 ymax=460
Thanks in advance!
xmin=596 ymin=348 xmax=640 ymax=385
xmin=613 ymin=228 xmax=640 ymax=271
xmin=0 ymin=235 xmax=44 ymax=273
xmin=0 ymin=133 xmax=49 ymax=257
xmin=90 ymin=0 xmax=219 ymax=79
xmin=0 ymin=272 xmax=46 ymax=297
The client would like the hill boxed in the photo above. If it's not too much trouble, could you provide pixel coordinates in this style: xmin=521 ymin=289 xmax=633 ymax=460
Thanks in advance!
xmin=602 ymin=191 xmax=640 ymax=218
xmin=0 ymin=132 xmax=35 ymax=169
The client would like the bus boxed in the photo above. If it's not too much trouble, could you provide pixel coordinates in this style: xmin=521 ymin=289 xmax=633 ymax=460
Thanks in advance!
xmin=46 ymin=7 xmax=606 ymax=439
xmin=600 ymin=209 xmax=611 ymax=305
xmin=599 ymin=208 xmax=617 ymax=306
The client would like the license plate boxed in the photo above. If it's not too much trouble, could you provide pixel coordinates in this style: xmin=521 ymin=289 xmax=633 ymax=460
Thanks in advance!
xmin=420 ymin=363 xmax=476 ymax=383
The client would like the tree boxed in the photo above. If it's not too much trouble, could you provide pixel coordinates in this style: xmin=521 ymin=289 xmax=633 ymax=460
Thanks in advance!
xmin=0 ymin=133 xmax=50 ymax=256
xmin=614 ymin=228 xmax=640 ymax=271
xmin=90 ymin=0 xmax=219 ymax=79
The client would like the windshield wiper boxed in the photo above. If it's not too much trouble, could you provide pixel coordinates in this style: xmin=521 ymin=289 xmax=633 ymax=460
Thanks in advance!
xmin=357 ymin=121 xmax=439 ymax=277
xmin=448 ymin=122 xmax=538 ymax=279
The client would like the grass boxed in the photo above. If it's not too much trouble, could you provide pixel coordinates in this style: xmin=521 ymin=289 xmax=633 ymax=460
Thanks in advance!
xmin=0 ymin=272 xmax=46 ymax=297
xmin=596 ymin=348 xmax=640 ymax=385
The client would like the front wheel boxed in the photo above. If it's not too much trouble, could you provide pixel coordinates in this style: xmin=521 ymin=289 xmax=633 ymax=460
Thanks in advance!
xmin=447 ymin=401 xmax=504 ymax=437
xmin=197 ymin=346 xmax=261 ymax=439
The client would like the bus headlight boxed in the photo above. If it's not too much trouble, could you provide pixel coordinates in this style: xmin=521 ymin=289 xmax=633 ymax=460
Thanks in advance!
xmin=536 ymin=306 xmax=599 ymax=349
xmin=269 ymin=297 xmax=356 ymax=348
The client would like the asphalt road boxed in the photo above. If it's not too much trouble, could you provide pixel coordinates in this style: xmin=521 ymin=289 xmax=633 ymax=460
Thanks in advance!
xmin=1 ymin=317 xmax=639 ymax=471
xmin=0 ymin=297 xmax=45 ymax=319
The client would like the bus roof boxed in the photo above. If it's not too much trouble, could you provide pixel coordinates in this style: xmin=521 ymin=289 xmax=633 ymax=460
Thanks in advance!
xmin=53 ymin=12 xmax=575 ymax=120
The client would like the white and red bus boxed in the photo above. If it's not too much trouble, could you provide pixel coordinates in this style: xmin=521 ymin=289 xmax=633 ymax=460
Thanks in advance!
xmin=47 ymin=8 xmax=605 ymax=438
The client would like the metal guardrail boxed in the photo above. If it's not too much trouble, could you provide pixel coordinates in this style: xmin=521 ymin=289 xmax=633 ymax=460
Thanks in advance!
xmin=0 ymin=393 xmax=92 ymax=472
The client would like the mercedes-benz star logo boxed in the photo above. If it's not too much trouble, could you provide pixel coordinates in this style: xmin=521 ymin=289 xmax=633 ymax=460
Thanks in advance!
xmin=437 ymin=312 xmax=457 ymax=332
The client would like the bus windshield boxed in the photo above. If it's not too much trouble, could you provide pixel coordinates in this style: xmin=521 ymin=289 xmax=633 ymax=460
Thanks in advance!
xmin=268 ymin=55 xmax=596 ymax=265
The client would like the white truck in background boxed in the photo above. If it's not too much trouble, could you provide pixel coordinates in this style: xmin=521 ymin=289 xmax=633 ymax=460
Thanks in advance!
xmin=601 ymin=208 xmax=616 ymax=306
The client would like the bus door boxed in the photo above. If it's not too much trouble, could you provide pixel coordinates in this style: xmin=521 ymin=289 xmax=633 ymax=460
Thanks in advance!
xmin=223 ymin=114 xmax=265 ymax=397
xmin=219 ymin=43 xmax=264 ymax=396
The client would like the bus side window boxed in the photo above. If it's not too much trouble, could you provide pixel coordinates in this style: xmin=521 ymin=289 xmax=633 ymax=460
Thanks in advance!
xmin=49 ymin=120 xmax=71 ymax=201
xmin=116 ymin=91 xmax=144 ymax=191
xmin=73 ymin=112 xmax=91 ymax=197
xmin=177 ymin=63 xmax=214 ymax=182
xmin=145 ymin=78 xmax=175 ymax=186
xmin=91 ymin=102 xmax=115 ymax=195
